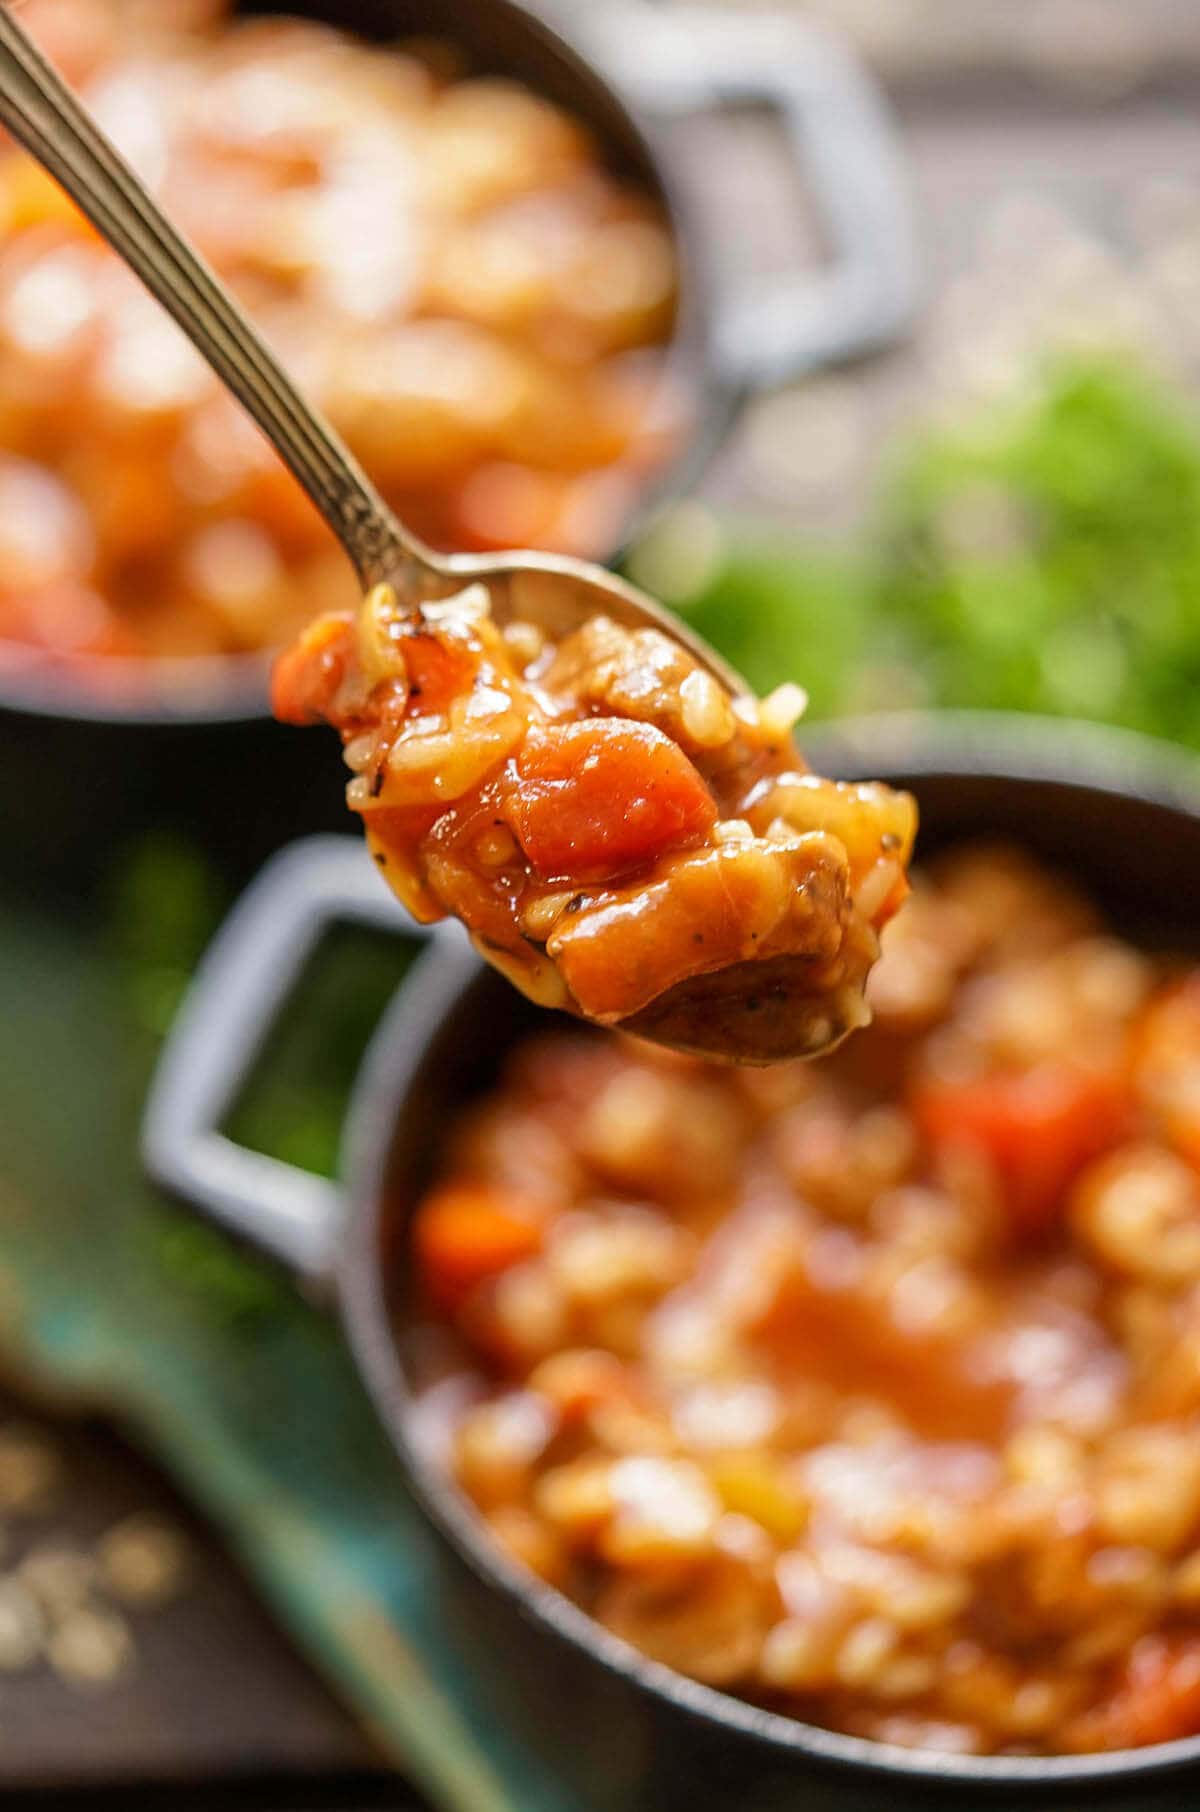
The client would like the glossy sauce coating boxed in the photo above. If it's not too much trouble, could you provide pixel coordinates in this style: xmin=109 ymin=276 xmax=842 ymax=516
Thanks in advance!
xmin=274 ymin=580 xmax=915 ymax=1056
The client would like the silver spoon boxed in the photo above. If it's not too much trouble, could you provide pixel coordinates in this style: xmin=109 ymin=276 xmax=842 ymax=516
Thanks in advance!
xmin=0 ymin=4 xmax=856 ymax=1062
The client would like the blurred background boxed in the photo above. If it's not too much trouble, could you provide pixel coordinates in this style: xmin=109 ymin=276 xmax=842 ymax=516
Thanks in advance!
xmin=4 ymin=0 xmax=1200 ymax=1805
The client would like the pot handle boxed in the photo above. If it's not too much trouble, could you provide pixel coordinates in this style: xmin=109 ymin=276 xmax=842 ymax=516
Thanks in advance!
xmin=563 ymin=5 xmax=919 ymax=391
xmin=141 ymin=836 xmax=427 ymax=1285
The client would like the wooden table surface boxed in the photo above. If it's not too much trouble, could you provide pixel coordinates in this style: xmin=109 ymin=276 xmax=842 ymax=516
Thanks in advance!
xmin=0 ymin=1382 xmax=412 ymax=1804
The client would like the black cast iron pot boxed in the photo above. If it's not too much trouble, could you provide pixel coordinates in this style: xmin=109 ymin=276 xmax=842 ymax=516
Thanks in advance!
xmin=0 ymin=0 xmax=917 ymax=895
xmin=144 ymin=713 xmax=1200 ymax=1812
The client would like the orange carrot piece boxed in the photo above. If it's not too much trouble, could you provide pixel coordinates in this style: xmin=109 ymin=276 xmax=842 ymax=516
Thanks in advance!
xmin=415 ymin=1184 xmax=544 ymax=1312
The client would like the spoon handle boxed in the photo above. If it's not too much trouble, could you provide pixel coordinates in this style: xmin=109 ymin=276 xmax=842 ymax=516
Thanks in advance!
xmin=0 ymin=2 xmax=423 ymax=592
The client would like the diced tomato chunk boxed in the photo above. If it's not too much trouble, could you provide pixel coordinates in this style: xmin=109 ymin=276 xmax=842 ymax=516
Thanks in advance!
xmin=1067 ymin=1637 xmax=1200 ymax=1751
xmin=504 ymin=719 xmax=717 ymax=882
xmin=414 ymin=1183 xmax=544 ymax=1312
xmin=270 ymin=613 xmax=353 ymax=724
xmin=913 ymin=1061 xmax=1129 ymax=1237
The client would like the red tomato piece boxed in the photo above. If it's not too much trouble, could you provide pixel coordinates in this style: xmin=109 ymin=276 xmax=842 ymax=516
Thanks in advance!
xmin=504 ymin=718 xmax=717 ymax=882
xmin=270 ymin=613 xmax=353 ymax=724
xmin=414 ymin=1184 xmax=544 ymax=1313
xmin=913 ymin=1061 xmax=1130 ymax=1237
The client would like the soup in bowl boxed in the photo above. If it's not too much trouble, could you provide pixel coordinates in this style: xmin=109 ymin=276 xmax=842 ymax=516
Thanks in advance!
xmin=413 ymin=837 xmax=1200 ymax=1758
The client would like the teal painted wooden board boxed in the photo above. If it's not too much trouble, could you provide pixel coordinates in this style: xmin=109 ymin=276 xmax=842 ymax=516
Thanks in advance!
xmin=0 ymin=877 xmax=574 ymax=1812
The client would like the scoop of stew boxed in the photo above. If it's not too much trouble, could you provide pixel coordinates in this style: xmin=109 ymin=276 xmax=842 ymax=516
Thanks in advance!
xmin=273 ymin=582 xmax=915 ymax=1060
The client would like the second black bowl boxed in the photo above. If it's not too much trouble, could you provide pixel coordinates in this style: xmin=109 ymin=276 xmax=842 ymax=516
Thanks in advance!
xmin=145 ymin=713 xmax=1200 ymax=1810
